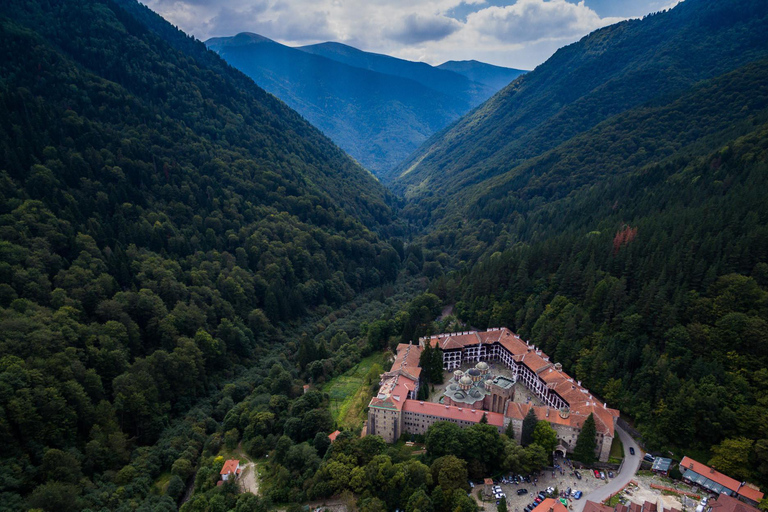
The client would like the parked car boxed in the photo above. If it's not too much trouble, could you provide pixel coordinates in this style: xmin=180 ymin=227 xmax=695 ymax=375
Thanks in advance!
xmin=574 ymin=491 xmax=583 ymax=500
xmin=566 ymin=487 xmax=572 ymax=496
xmin=701 ymin=498 xmax=709 ymax=506
xmin=518 ymin=489 xmax=529 ymax=496
xmin=574 ymin=471 xmax=582 ymax=480
xmin=629 ymin=447 xmax=635 ymax=455
xmin=593 ymin=470 xmax=600 ymax=478
xmin=608 ymin=471 xmax=614 ymax=479
xmin=643 ymin=454 xmax=655 ymax=462
xmin=600 ymin=471 xmax=606 ymax=480
xmin=469 ymin=481 xmax=475 ymax=489
xmin=525 ymin=505 xmax=533 ymax=512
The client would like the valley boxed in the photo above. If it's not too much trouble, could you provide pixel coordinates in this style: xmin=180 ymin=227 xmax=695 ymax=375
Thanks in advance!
xmin=0 ymin=0 xmax=767 ymax=512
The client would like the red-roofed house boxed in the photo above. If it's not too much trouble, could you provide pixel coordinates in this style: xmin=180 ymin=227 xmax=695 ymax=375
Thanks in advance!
xmin=709 ymin=493 xmax=762 ymax=512
xmin=533 ymin=498 xmax=569 ymax=512
xmin=680 ymin=456 xmax=763 ymax=506
xmin=328 ymin=430 xmax=341 ymax=442
xmin=220 ymin=459 xmax=241 ymax=481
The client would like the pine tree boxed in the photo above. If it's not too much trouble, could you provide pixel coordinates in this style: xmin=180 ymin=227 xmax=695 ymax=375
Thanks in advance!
xmin=521 ymin=408 xmax=538 ymax=447
xmin=573 ymin=413 xmax=597 ymax=464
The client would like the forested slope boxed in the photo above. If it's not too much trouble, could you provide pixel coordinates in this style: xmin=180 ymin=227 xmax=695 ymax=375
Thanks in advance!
xmin=0 ymin=0 xmax=403 ymax=509
xmin=389 ymin=0 xmax=768 ymax=195
xmin=433 ymin=117 xmax=768 ymax=473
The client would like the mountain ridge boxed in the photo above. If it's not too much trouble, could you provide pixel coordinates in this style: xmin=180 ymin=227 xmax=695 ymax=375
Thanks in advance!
xmin=389 ymin=0 xmax=768 ymax=192
xmin=207 ymin=33 xmax=524 ymax=175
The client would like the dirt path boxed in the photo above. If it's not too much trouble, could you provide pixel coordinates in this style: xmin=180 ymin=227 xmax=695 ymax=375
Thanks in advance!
xmin=238 ymin=461 xmax=259 ymax=495
xmin=235 ymin=443 xmax=259 ymax=496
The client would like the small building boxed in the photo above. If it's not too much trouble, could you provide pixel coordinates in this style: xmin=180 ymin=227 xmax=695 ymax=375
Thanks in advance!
xmin=328 ymin=430 xmax=341 ymax=442
xmin=680 ymin=456 xmax=764 ymax=506
xmin=651 ymin=457 xmax=672 ymax=476
xmin=220 ymin=459 xmax=241 ymax=481
xmin=533 ymin=498 xmax=569 ymax=512
xmin=709 ymin=493 xmax=762 ymax=512
xmin=484 ymin=477 xmax=494 ymax=497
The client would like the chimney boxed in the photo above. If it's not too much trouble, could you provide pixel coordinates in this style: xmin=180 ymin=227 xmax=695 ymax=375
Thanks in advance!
xmin=710 ymin=467 xmax=715 ymax=474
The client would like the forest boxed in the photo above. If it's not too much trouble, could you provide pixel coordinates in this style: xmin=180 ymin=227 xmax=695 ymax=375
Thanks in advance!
xmin=1 ymin=0 xmax=768 ymax=510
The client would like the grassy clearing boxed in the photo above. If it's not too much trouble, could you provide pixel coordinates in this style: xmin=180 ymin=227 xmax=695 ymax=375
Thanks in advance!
xmin=322 ymin=351 xmax=390 ymax=428
xmin=610 ymin=436 xmax=624 ymax=460
xmin=152 ymin=472 xmax=172 ymax=495
xmin=606 ymin=494 xmax=622 ymax=506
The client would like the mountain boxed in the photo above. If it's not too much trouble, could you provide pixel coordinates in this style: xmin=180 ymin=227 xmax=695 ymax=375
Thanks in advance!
xmin=437 ymin=60 xmax=526 ymax=90
xmin=389 ymin=0 xmax=768 ymax=194
xmin=0 ymin=0 xmax=403 ymax=508
xmin=207 ymin=35 xmax=521 ymax=175
xmin=296 ymin=41 xmax=497 ymax=104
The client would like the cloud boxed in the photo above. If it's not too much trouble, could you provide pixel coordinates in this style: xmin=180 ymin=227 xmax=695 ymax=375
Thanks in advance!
xmin=465 ymin=0 xmax=622 ymax=44
xmin=385 ymin=13 xmax=462 ymax=44
xmin=204 ymin=3 xmax=334 ymax=41
xmin=143 ymin=0 xmax=646 ymax=68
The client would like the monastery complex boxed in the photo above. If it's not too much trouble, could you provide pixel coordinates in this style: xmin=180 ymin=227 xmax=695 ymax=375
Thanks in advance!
xmin=367 ymin=327 xmax=620 ymax=462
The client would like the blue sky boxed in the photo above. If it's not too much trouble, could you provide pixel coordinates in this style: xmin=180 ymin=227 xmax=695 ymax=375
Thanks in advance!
xmin=145 ymin=0 xmax=682 ymax=69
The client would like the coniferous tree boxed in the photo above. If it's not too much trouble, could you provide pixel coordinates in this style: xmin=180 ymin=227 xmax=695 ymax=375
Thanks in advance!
xmin=573 ymin=413 xmax=597 ymax=464
xmin=521 ymin=408 xmax=538 ymax=447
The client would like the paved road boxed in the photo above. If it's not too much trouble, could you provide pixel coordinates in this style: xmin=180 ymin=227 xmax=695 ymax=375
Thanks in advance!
xmin=573 ymin=424 xmax=642 ymax=512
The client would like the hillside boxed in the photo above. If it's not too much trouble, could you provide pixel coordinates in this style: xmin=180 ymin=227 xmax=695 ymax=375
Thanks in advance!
xmin=0 ymin=0 xmax=403 ymax=509
xmin=207 ymin=35 xmax=519 ymax=175
xmin=437 ymin=59 xmax=526 ymax=91
xmin=389 ymin=0 xmax=768 ymax=193
xmin=296 ymin=41 xmax=496 ymax=103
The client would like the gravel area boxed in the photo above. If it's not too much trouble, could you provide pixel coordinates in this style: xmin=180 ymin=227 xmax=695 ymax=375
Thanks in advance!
xmin=475 ymin=457 xmax=613 ymax=511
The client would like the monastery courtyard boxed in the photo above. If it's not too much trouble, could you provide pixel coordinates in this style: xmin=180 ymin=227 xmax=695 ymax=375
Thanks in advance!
xmin=429 ymin=361 xmax=548 ymax=408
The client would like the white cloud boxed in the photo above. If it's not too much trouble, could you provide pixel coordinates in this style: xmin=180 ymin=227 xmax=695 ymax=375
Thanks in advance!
xmin=465 ymin=0 xmax=622 ymax=44
xmin=143 ymin=0 xmax=635 ymax=68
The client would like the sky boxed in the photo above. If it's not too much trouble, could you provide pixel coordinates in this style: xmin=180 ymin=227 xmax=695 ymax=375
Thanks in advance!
xmin=144 ymin=0 xmax=682 ymax=69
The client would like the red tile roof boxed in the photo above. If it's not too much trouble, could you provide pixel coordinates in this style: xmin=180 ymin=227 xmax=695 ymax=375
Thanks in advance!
xmin=681 ymin=457 xmax=763 ymax=502
xmin=402 ymin=400 xmax=505 ymax=427
xmin=220 ymin=459 xmax=239 ymax=476
xmin=328 ymin=430 xmax=341 ymax=442
xmin=583 ymin=501 xmax=614 ymax=512
xmin=533 ymin=498 xmax=569 ymax=512
xmin=484 ymin=478 xmax=494 ymax=485
xmin=709 ymin=493 xmax=761 ymax=512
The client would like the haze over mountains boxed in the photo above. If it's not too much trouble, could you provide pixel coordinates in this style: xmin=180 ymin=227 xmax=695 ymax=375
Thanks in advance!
xmin=207 ymin=34 xmax=525 ymax=174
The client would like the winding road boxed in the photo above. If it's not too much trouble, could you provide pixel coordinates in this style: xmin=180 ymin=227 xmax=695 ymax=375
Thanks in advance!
xmin=573 ymin=425 xmax=642 ymax=512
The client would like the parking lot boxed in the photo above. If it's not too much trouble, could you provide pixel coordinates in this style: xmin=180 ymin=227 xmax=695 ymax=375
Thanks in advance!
xmin=475 ymin=459 xmax=614 ymax=511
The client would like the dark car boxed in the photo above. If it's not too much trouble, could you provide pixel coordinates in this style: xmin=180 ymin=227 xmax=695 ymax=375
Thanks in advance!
xmin=538 ymin=492 xmax=546 ymax=500
xmin=574 ymin=471 xmax=582 ymax=480
xmin=518 ymin=489 xmax=528 ymax=496
xmin=525 ymin=506 xmax=534 ymax=512
xmin=629 ymin=447 xmax=635 ymax=455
